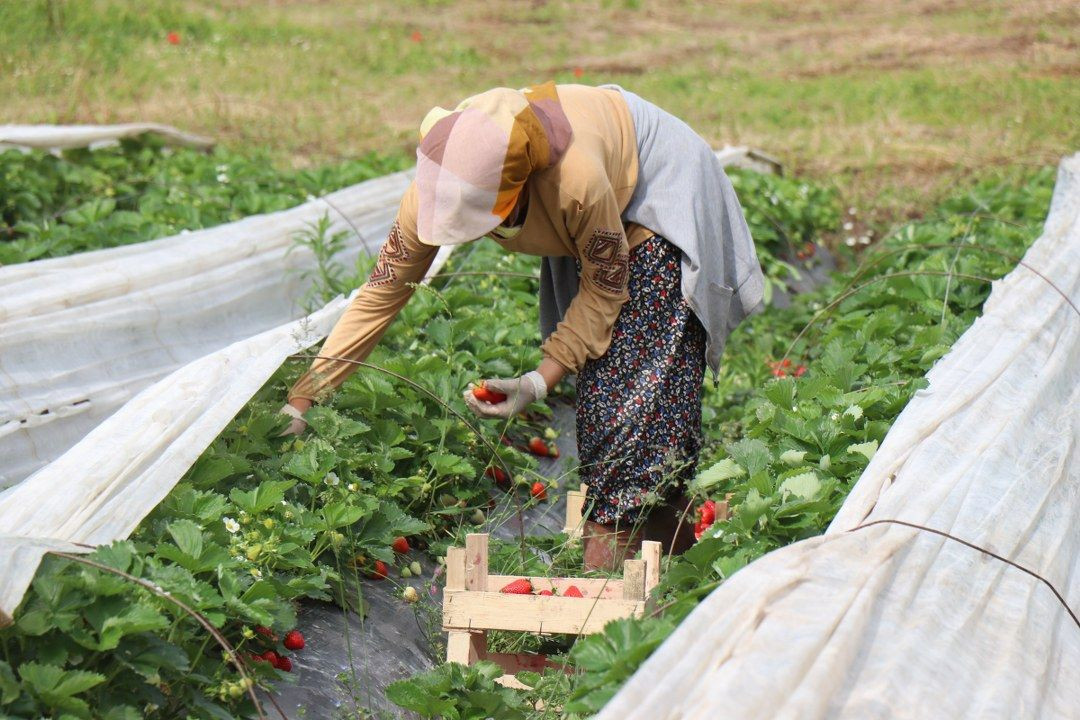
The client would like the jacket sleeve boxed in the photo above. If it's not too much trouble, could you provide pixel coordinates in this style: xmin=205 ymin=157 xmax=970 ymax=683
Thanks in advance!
xmin=540 ymin=185 xmax=630 ymax=373
xmin=288 ymin=182 xmax=437 ymax=402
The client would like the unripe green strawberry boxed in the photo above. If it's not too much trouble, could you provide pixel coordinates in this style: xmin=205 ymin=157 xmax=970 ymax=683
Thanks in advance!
xmin=401 ymin=567 xmax=412 ymax=578
xmin=409 ymin=561 xmax=422 ymax=576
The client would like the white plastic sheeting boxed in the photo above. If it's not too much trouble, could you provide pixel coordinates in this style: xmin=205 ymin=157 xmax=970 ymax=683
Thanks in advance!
xmin=0 ymin=122 xmax=214 ymax=151
xmin=598 ymin=153 xmax=1080 ymax=719
xmin=0 ymin=298 xmax=348 ymax=624
xmin=0 ymin=168 xmax=423 ymax=487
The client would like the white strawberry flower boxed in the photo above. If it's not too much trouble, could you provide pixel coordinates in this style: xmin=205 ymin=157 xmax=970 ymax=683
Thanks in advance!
xmin=325 ymin=472 xmax=340 ymax=486
xmin=347 ymin=482 xmax=359 ymax=492
xmin=223 ymin=517 xmax=240 ymax=533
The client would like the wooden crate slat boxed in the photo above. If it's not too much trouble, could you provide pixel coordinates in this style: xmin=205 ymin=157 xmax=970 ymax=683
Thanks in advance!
xmin=446 ymin=546 xmax=466 ymax=591
xmin=622 ymin=559 xmax=645 ymax=601
xmin=443 ymin=590 xmax=644 ymax=635
xmin=464 ymin=533 xmax=488 ymax=592
xmin=447 ymin=630 xmax=486 ymax=665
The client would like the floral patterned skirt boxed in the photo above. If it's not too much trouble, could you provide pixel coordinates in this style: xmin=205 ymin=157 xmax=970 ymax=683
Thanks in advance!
xmin=577 ymin=234 xmax=707 ymax=525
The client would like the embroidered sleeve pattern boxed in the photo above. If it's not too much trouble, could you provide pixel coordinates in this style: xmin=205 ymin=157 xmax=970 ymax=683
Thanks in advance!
xmin=367 ymin=221 xmax=411 ymax=287
xmin=585 ymin=228 xmax=630 ymax=294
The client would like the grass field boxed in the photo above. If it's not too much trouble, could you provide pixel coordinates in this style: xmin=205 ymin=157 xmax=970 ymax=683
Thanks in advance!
xmin=2 ymin=0 xmax=1077 ymax=222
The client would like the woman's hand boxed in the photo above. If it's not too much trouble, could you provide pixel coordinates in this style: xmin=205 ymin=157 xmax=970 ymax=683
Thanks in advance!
xmin=463 ymin=370 xmax=550 ymax=419
xmin=278 ymin=398 xmax=311 ymax=436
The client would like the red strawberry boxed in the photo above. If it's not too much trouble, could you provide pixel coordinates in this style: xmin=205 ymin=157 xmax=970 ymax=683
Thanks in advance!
xmin=793 ymin=364 xmax=807 ymax=377
xmin=410 ymin=30 xmax=423 ymax=42
xmin=563 ymin=585 xmax=584 ymax=598
xmin=530 ymin=482 xmax=548 ymax=501
xmin=527 ymin=437 xmax=549 ymax=457
xmin=500 ymin=578 xmax=533 ymax=594
xmin=261 ymin=650 xmax=279 ymax=665
xmin=392 ymin=536 xmax=410 ymax=554
xmin=485 ymin=465 xmax=509 ymax=488
xmin=537 ymin=589 xmax=553 ymax=596
xmin=166 ymin=31 xmax=181 ymax=45
xmin=573 ymin=67 xmax=584 ymax=78
xmin=369 ymin=560 xmax=388 ymax=580
xmin=472 ymin=382 xmax=507 ymax=404
xmin=275 ymin=655 xmax=293 ymax=672
xmin=699 ymin=500 xmax=716 ymax=527
xmin=254 ymin=625 xmax=276 ymax=640
xmin=694 ymin=521 xmax=705 ymax=540
xmin=781 ymin=358 xmax=792 ymax=368
xmin=283 ymin=630 xmax=304 ymax=651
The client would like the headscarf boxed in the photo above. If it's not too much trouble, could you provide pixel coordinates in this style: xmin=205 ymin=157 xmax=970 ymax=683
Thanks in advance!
xmin=414 ymin=81 xmax=572 ymax=246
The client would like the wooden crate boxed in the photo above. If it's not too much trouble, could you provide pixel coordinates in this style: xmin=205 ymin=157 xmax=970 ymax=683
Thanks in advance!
xmin=563 ymin=482 xmax=588 ymax=540
xmin=443 ymin=532 xmax=662 ymax=689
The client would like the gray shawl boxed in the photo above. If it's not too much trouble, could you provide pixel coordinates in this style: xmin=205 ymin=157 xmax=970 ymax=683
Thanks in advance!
xmin=539 ymin=86 xmax=765 ymax=375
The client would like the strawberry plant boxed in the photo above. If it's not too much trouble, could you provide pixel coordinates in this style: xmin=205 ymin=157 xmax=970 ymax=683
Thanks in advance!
xmin=0 ymin=136 xmax=409 ymax=263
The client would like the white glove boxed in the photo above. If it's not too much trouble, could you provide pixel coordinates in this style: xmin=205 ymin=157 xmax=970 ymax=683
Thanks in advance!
xmin=278 ymin=403 xmax=308 ymax=436
xmin=462 ymin=371 xmax=548 ymax=419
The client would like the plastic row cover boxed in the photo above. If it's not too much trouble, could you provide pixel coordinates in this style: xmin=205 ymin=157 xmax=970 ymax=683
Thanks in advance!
xmin=0 ymin=123 xmax=213 ymax=151
xmin=0 ymin=164 xmax=421 ymax=487
xmin=598 ymin=153 xmax=1080 ymax=719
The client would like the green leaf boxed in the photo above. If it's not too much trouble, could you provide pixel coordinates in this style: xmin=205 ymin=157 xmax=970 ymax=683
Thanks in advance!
xmin=188 ymin=454 xmax=250 ymax=488
xmin=19 ymin=662 xmax=105 ymax=697
xmin=0 ymin=660 xmax=20 ymax=704
xmin=229 ymin=479 xmax=295 ymax=514
xmin=847 ymin=439 xmax=879 ymax=461
xmin=727 ymin=438 xmax=772 ymax=477
xmin=320 ymin=502 xmax=368 ymax=530
xmin=166 ymin=519 xmax=203 ymax=558
xmin=304 ymin=405 xmax=370 ymax=440
xmin=430 ymin=452 xmax=474 ymax=477
xmin=780 ymin=449 xmax=807 ymax=466
xmin=689 ymin=458 xmax=745 ymax=492
xmin=843 ymin=404 xmax=864 ymax=421
xmin=779 ymin=471 xmax=822 ymax=500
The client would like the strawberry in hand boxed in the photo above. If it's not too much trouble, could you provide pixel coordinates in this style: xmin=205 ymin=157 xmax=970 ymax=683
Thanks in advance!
xmin=471 ymin=382 xmax=507 ymax=404
xmin=462 ymin=372 xmax=548 ymax=420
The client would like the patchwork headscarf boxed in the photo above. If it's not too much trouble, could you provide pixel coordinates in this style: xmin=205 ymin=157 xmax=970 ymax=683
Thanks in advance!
xmin=415 ymin=81 xmax=573 ymax=246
